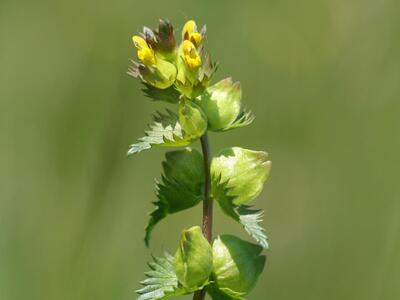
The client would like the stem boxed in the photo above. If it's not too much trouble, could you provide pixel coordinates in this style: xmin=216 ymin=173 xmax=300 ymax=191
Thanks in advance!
xmin=193 ymin=134 xmax=213 ymax=300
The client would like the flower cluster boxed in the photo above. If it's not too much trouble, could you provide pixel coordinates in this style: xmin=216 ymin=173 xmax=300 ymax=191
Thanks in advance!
xmin=129 ymin=19 xmax=216 ymax=99
xmin=127 ymin=19 xmax=271 ymax=300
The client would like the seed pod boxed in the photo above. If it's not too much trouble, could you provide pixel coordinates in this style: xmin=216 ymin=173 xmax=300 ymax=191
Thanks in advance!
xmin=178 ymin=100 xmax=207 ymax=141
xmin=174 ymin=226 xmax=213 ymax=289
xmin=211 ymin=147 xmax=271 ymax=205
xmin=212 ymin=235 xmax=266 ymax=294
xmin=196 ymin=78 xmax=242 ymax=131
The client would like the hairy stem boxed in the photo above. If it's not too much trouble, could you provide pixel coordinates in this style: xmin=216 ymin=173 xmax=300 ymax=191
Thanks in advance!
xmin=193 ymin=134 xmax=213 ymax=300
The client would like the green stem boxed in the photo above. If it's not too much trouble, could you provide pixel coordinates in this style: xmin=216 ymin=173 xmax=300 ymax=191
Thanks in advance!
xmin=193 ymin=134 xmax=213 ymax=300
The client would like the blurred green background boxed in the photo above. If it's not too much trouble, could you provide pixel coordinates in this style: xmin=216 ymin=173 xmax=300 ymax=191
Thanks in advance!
xmin=1 ymin=0 xmax=400 ymax=299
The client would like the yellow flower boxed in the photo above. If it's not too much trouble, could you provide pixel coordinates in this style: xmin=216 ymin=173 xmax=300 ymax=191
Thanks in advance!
xmin=132 ymin=35 xmax=156 ymax=65
xmin=182 ymin=20 xmax=202 ymax=48
xmin=182 ymin=40 xmax=201 ymax=69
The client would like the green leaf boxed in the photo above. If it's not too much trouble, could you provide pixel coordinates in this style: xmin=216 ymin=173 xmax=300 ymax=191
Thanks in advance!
xmin=207 ymin=285 xmax=246 ymax=300
xmin=196 ymin=78 xmax=254 ymax=131
xmin=136 ymin=253 xmax=187 ymax=300
xmin=223 ymin=109 xmax=255 ymax=131
xmin=237 ymin=206 xmax=269 ymax=249
xmin=212 ymin=178 xmax=269 ymax=249
xmin=211 ymin=235 xmax=266 ymax=295
xmin=211 ymin=147 xmax=271 ymax=205
xmin=141 ymin=83 xmax=180 ymax=103
xmin=145 ymin=148 xmax=204 ymax=245
xmin=127 ymin=109 xmax=193 ymax=156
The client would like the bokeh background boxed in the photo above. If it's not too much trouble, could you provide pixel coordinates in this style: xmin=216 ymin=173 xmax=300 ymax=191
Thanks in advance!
xmin=1 ymin=0 xmax=400 ymax=299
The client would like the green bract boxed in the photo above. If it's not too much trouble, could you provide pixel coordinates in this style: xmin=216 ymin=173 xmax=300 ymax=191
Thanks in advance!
xmin=212 ymin=235 xmax=265 ymax=295
xmin=211 ymin=147 xmax=271 ymax=205
xmin=129 ymin=19 xmax=272 ymax=300
xmin=174 ymin=226 xmax=213 ymax=289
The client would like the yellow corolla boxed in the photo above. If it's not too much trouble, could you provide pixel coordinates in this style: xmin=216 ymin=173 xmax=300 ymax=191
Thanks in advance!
xmin=182 ymin=20 xmax=202 ymax=48
xmin=132 ymin=35 xmax=156 ymax=65
xmin=182 ymin=40 xmax=201 ymax=69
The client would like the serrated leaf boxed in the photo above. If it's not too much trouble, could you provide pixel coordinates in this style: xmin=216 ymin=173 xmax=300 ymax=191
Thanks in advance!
xmin=237 ymin=206 xmax=269 ymax=249
xmin=145 ymin=148 xmax=204 ymax=245
xmin=212 ymin=178 xmax=269 ymax=249
xmin=222 ymin=109 xmax=255 ymax=131
xmin=141 ymin=83 xmax=181 ymax=103
xmin=136 ymin=253 xmax=187 ymax=300
xmin=127 ymin=110 xmax=189 ymax=156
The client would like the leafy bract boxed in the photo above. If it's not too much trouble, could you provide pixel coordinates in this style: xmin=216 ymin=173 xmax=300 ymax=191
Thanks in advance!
xmin=141 ymin=83 xmax=181 ymax=103
xmin=196 ymin=78 xmax=254 ymax=131
xmin=136 ymin=253 xmax=186 ymax=300
xmin=211 ymin=147 xmax=271 ymax=248
xmin=145 ymin=148 xmax=204 ymax=245
xmin=127 ymin=109 xmax=187 ymax=155
xmin=127 ymin=101 xmax=207 ymax=156
xmin=212 ymin=179 xmax=269 ymax=249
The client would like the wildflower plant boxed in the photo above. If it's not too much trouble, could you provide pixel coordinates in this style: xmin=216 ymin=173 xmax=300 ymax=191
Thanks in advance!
xmin=127 ymin=19 xmax=271 ymax=300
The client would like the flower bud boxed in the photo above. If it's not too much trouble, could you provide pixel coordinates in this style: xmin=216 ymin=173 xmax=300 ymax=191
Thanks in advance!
xmin=196 ymin=78 xmax=242 ymax=131
xmin=212 ymin=235 xmax=265 ymax=294
xmin=178 ymin=100 xmax=207 ymax=141
xmin=174 ymin=226 xmax=213 ymax=289
xmin=155 ymin=19 xmax=176 ymax=55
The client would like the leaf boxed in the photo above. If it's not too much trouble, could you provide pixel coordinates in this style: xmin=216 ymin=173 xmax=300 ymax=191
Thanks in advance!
xmin=237 ymin=206 xmax=269 ymax=249
xmin=141 ymin=83 xmax=181 ymax=103
xmin=136 ymin=253 xmax=187 ymax=300
xmin=145 ymin=148 xmax=204 ymax=245
xmin=212 ymin=177 xmax=269 ymax=249
xmin=127 ymin=109 xmax=189 ymax=156
xmin=222 ymin=109 xmax=255 ymax=131
xmin=207 ymin=285 xmax=246 ymax=300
